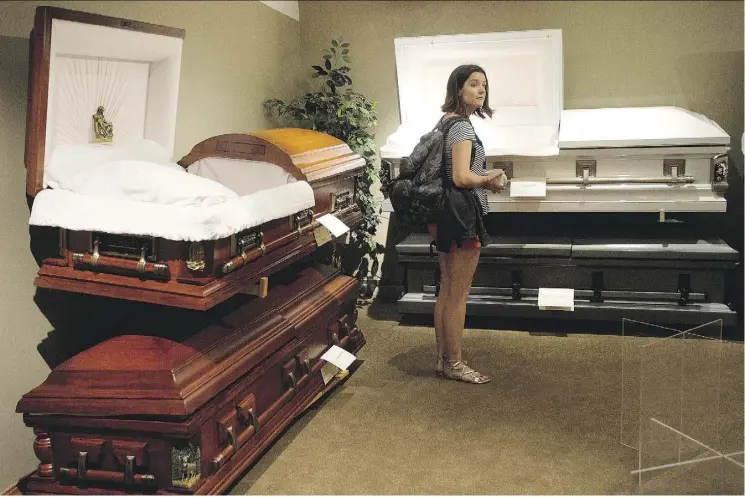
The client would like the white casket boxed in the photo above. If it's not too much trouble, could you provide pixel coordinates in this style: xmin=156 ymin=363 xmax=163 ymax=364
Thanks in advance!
xmin=383 ymin=29 xmax=738 ymax=326
xmin=25 ymin=7 xmax=364 ymax=310
xmin=381 ymin=29 xmax=730 ymax=213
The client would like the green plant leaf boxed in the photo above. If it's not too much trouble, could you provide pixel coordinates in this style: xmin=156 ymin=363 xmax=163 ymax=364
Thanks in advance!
xmin=264 ymin=36 xmax=381 ymax=291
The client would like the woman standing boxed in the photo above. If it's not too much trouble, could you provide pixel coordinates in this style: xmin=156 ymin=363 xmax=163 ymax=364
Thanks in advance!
xmin=428 ymin=64 xmax=506 ymax=384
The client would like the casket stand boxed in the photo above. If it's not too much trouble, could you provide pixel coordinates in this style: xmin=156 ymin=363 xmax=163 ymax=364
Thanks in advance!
xmin=381 ymin=30 xmax=739 ymax=328
xmin=17 ymin=260 xmax=365 ymax=495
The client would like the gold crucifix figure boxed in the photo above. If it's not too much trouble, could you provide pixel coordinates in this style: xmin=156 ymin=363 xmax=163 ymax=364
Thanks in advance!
xmin=92 ymin=106 xmax=113 ymax=143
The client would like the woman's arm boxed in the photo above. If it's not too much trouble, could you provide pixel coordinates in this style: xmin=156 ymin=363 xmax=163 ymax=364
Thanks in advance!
xmin=451 ymin=140 xmax=501 ymax=189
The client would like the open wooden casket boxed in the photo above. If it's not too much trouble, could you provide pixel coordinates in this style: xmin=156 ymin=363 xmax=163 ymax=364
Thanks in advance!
xmin=26 ymin=6 xmax=364 ymax=311
xmin=17 ymin=263 xmax=366 ymax=495
xmin=382 ymin=30 xmax=738 ymax=326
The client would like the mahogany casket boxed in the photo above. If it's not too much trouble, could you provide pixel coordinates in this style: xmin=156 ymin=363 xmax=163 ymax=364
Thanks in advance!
xmin=25 ymin=6 xmax=364 ymax=311
xmin=16 ymin=263 xmax=365 ymax=495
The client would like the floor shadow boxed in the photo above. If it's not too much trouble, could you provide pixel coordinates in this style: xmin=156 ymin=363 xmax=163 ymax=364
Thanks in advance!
xmin=226 ymin=363 xmax=363 ymax=495
xmin=32 ymin=286 xmax=255 ymax=369
xmin=386 ymin=344 xmax=438 ymax=379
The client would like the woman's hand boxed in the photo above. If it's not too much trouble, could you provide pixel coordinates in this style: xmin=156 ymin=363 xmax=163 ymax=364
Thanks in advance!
xmin=485 ymin=169 xmax=507 ymax=193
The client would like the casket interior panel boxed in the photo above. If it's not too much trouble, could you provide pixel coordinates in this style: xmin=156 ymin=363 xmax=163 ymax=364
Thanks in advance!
xmin=381 ymin=30 xmax=737 ymax=326
xmin=16 ymin=265 xmax=365 ymax=495
xmin=25 ymin=7 xmax=364 ymax=311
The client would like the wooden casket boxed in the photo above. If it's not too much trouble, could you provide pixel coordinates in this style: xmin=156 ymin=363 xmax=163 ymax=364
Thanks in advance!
xmin=25 ymin=6 xmax=365 ymax=311
xmin=380 ymin=30 xmax=738 ymax=327
xmin=16 ymin=264 xmax=365 ymax=495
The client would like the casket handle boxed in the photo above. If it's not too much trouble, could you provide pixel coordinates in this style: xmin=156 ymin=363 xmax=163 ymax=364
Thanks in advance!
xmin=77 ymin=451 xmax=87 ymax=480
xmin=72 ymin=252 xmax=169 ymax=278
xmin=59 ymin=451 xmax=156 ymax=486
xmin=124 ymin=456 xmax=136 ymax=485
xmin=90 ymin=240 xmax=100 ymax=267
xmin=212 ymin=421 xmax=260 ymax=471
xmin=542 ymin=160 xmax=695 ymax=186
xmin=286 ymin=371 xmax=297 ymax=394
xmin=212 ymin=367 xmax=301 ymax=473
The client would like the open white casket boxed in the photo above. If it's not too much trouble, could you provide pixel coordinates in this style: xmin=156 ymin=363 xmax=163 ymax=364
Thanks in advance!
xmin=26 ymin=7 xmax=364 ymax=311
xmin=383 ymin=29 xmax=738 ymax=326
xmin=381 ymin=30 xmax=730 ymax=213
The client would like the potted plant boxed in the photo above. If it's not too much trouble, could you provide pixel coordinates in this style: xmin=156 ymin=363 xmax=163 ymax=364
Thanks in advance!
xmin=264 ymin=37 xmax=384 ymax=300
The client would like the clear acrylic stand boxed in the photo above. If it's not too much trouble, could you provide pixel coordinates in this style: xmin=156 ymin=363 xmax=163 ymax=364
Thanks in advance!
xmin=621 ymin=318 xmax=743 ymax=494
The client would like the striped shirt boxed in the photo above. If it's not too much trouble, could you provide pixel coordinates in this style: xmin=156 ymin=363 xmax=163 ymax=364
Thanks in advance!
xmin=444 ymin=119 xmax=489 ymax=216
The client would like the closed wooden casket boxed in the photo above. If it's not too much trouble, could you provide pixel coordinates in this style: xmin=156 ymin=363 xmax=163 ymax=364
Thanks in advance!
xmin=26 ymin=6 xmax=365 ymax=311
xmin=17 ymin=264 xmax=365 ymax=495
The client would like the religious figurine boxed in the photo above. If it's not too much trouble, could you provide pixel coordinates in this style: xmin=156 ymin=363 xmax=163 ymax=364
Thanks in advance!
xmin=92 ymin=105 xmax=113 ymax=143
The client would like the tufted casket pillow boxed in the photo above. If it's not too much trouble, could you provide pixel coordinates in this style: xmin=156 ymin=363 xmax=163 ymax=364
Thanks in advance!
xmin=45 ymin=140 xmax=239 ymax=207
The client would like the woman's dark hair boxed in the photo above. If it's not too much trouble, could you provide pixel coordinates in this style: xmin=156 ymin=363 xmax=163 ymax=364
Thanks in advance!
xmin=441 ymin=64 xmax=493 ymax=118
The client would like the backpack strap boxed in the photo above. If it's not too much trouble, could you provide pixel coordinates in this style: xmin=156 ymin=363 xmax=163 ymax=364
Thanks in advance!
xmin=439 ymin=116 xmax=476 ymax=187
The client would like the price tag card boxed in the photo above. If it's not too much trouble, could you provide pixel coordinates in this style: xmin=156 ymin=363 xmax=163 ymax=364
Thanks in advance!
xmin=318 ymin=214 xmax=350 ymax=238
xmin=538 ymin=287 xmax=575 ymax=311
xmin=313 ymin=226 xmax=332 ymax=247
xmin=321 ymin=345 xmax=356 ymax=370
xmin=510 ymin=179 xmax=547 ymax=198
xmin=321 ymin=362 xmax=340 ymax=385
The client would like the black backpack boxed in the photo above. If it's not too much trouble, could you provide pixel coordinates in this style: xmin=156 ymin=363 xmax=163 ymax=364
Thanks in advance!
xmin=384 ymin=116 xmax=471 ymax=228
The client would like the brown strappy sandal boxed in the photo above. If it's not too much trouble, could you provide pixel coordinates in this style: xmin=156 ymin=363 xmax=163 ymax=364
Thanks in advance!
xmin=443 ymin=360 xmax=490 ymax=384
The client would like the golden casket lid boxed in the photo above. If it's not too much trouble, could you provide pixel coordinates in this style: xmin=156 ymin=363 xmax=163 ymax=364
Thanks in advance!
xmin=178 ymin=128 xmax=366 ymax=184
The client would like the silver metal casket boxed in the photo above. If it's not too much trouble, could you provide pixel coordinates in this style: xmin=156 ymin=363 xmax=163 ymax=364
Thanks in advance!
xmin=381 ymin=30 xmax=737 ymax=327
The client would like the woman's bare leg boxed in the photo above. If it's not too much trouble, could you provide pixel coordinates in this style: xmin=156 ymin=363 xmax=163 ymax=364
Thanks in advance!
xmin=428 ymin=225 xmax=449 ymax=371
xmin=441 ymin=245 xmax=489 ymax=383
xmin=441 ymin=245 xmax=480 ymax=362
xmin=434 ymin=251 xmax=451 ymax=367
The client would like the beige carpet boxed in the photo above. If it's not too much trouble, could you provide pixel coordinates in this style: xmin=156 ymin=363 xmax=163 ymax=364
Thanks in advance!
xmin=230 ymin=302 xmax=744 ymax=495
